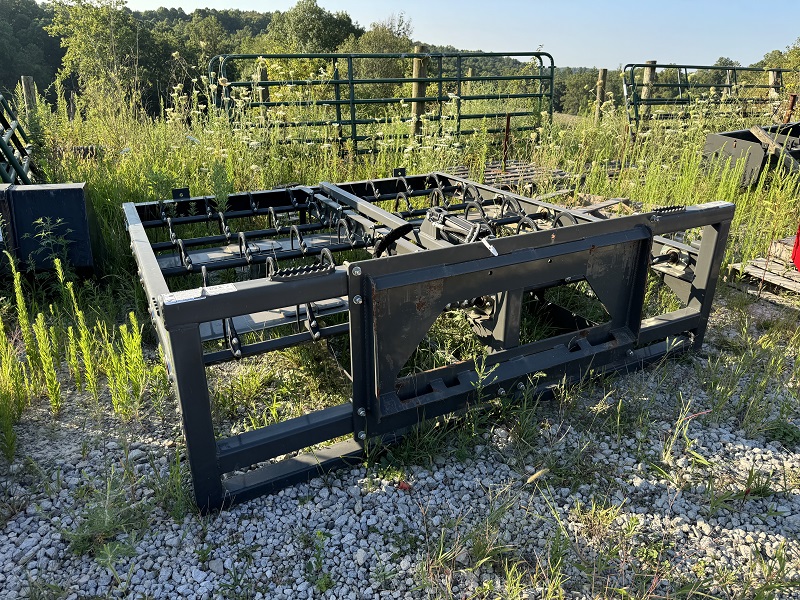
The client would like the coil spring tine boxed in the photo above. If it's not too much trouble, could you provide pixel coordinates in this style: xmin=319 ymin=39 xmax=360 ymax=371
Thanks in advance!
xmin=464 ymin=200 xmax=487 ymax=222
xmin=366 ymin=180 xmax=381 ymax=200
xmin=393 ymin=192 xmax=412 ymax=215
xmin=238 ymin=231 xmax=251 ymax=264
xmin=426 ymin=173 xmax=443 ymax=192
xmin=167 ymin=217 xmax=177 ymax=244
xmin=176 ymin=239 xmax=193 ymax=271
xmin=248 ymin=192 xmax=257 ymax=213
xmin=217 ymin=211 xmax=231 ymax=242
xmin=429 ymin=187 xmax=447 ymax=208
xmin=319 ymin=247 xmax=336 ymax=268
xmin=517 ymin=216 xmax=539 ymax=234
xmin=337 ymin=218 xmax=352 ymax=245
xmin=266 ymin=256 xmax=279 ymax=279
xmin=269 ymin=206 xmax=281 ymax=232
xmin=290 ymin=225 xmax=308 ymax=254
xmin=500 ymin=196 xmax=523 ymax=218
xmin=553 ymin=211 xmax=578 ymax=228
xmin=223 ymin=317 xmax=241 ymax=359
xmin=463 ymin=183 xmax=481 ymax=202
xmin=304 ymin=303 xmax=321 ymax=341
xmin=396 ymin=176 xmax=411 ymax=195
xmin=201 ymin=265 xmax=209 ymax=288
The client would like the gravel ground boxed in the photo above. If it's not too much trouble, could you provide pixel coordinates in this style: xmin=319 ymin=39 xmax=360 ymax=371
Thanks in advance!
xmin=1 ymin=291 xmax=799 ymax=599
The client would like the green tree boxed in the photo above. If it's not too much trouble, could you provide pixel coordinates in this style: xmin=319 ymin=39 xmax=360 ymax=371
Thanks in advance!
xmin=47 ymin=0 xmax=143 ymax=92
xmin=560 ymin=68 xmax=598 ymax=114
xmin=266 ymin=0 xmax=363 ymax=53
xmin=0 ymin=0 xmax=61 ymax=95
xmin=338 ymin=14 xmax=413 ymax=102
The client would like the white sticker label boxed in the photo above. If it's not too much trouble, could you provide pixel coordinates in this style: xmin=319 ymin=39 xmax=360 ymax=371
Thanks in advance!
xmin=162 ymin=289 xmax=204 ymax=304
xmin=203 ymin=283 xmax=237 ymax=296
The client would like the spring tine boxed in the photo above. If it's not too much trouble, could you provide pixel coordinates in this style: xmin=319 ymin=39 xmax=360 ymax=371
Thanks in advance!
xmin=304 ymin=303 xmax=321 ymax=340
xmin=176 ymin=238 xmax=193 ymax=271
xmin=553 ymin=211 xmax=578 ymax=228
xmin=223 ymin=317 xmax=241 ymax=359
xmin=290 ymin=225 xmax=308 ymax=254
xmin=516 ymin=216 xmax=540 ymax=233
xmin=269 ymin=206 xmax=281 ymax=232
xmin=238 ymin=231 xmax=251 ymax=264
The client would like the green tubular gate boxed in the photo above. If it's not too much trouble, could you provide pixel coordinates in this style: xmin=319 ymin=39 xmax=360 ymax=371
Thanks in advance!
xmin=0 ymin=94 xmax=33 ymax=185
xmin=208 ymin=51 xmax=554 ymax=152
xmin=623 ymin=63 xmax=792 ymax=129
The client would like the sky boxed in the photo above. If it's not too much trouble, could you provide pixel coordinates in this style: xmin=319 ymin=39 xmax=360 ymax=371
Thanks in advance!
xmin=123 ymin=0 xmax=799 ymax=69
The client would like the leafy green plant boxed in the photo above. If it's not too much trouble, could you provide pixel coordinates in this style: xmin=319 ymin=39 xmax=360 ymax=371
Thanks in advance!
xmin=65 ymin=467 xmax=147 ymax=556
xmin=32 ymin=312 xmax=62 ymax=414
xmin=149 ymin=450 xmax=195 ymax=520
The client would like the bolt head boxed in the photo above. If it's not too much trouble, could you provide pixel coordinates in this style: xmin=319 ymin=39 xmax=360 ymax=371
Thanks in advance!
xmin=357 ymin=407 xmax=366 ymax=417
xmin=517 ymin=382 xmax=525 ymax=390
xmin=498 ymin=388 xmax=506 ymax=396
xmin=353 ymin=295 xmax=363 ymax=305
xmin=352 ymin=266 xmax=362 ymax=276
xmin=358 ymin=431 xmax=367 ymax=440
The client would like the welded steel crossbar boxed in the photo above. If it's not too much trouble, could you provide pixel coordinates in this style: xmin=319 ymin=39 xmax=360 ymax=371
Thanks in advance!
xmin=124 ymin=174 xmax=733 ymax=511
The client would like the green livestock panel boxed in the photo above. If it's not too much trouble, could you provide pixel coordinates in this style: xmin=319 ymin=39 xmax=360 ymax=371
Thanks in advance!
xmin=208 ymin=51 xmax=555 ymax=153
xmin=623 ymin=63 xmax=792 ymax=129
xmin=0 ymin=94 xmax=33 ymax=185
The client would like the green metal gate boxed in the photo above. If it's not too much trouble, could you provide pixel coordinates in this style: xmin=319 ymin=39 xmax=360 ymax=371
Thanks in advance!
xmin=208 ymin=51 xmax=554 ymax=153
xmin=0 ymin=94 xmax=32 ymax=184
xmin=623 ymin=63 xmax=792 ymax=128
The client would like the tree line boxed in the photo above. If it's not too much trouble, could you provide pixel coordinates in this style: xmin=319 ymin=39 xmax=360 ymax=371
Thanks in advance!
xmin=1 ymin=0 xmax=798 ymax=115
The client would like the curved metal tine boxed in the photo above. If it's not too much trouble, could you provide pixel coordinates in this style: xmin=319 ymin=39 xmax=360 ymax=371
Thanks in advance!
xmin=218 ymin=211 xmax=231 ymax=241
xmin=176 ymin=239 xmax=193 ymax=271
xmin=425 ymin=172 xmax=443 ymax=192
xmin=265 ymin=256 xmax=279 ymax=279
xmin=553 ymin=210 xmax=578 ymax=228
xmin=269 ymin=206 xmax=281 ymax=232
xmin=429 ymin=187 xmax=447 ymax=208
xmin=396 ymin=176 xmax=412 ymax=195
xmin=366 ymin=179 xmax=381 ymax=201
xmin=223 ymin=317 xmax=242 ymax=359
xmin=290 ymin=224 xmax=308 ymax=254
xmin=337 ymin=217 xmax=353 ymax=245
xmin=499 ymin=195 xmax=524 ymax=218
xmin=304 ymin=303 xmax=321 ymax=340
xmin=319 ymin=247 xmax=336 ymax=268
xmin=393 ymin=192 xmax=413 ymax=216
xmin=464 ymin=200 xmax=487 ymax=222
xmin=516 ymin=216 xmax=540 ymax=234
xmin=237 ymin=231 xmax=250 ymax=263
xmin=166 ymin=217 xmax=177 ymax=244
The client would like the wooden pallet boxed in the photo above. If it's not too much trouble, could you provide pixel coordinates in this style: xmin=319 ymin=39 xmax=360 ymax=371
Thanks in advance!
xmin=729 ymin=237 xmax=800 ymax=293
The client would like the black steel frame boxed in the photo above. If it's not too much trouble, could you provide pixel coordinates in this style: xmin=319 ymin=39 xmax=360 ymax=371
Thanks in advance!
xmin=124 ymin=173 xmax=733 ymax=511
